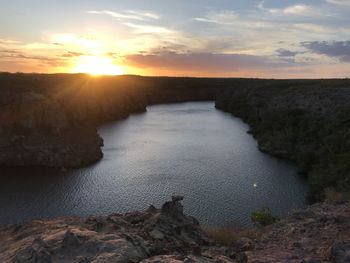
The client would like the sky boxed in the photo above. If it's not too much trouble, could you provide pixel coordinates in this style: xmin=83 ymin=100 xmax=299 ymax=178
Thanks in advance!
xmin=0 ymin=0 xmax=350 ymax=78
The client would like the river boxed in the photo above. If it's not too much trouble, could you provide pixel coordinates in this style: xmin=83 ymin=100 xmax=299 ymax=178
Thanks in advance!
xmin=0 ymin=102 xmax=308 ymax=226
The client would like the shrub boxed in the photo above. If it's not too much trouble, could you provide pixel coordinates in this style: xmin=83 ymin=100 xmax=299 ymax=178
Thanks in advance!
xmin=251 ymin=207 xmax=279 ymax=227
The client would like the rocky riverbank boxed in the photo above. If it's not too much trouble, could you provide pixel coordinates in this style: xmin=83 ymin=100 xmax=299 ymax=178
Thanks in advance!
xmin=1 ymin=197 xmax=349 ymax=262
xmin=215 ymin=79 xmax=350 ymax=198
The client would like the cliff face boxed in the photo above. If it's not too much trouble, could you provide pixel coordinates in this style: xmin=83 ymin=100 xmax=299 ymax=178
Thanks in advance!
xmin=215 ymin=80 xmax=350 ymax=197
xmin=0 ymin=92 xmax=103 ymax=167
xmin=1 ymin=197 xmax=349 ymax=263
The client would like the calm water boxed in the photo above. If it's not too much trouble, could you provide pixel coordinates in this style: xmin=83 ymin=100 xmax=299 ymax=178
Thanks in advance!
xmin=0 ymin=102 xmax=308 ymax=226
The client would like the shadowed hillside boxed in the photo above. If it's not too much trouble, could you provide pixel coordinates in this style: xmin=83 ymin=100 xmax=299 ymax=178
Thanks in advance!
xmin=0 ymin=73 xmax=349 ymax=198
xmin=215 ymin=79 xmax=350 ymax=198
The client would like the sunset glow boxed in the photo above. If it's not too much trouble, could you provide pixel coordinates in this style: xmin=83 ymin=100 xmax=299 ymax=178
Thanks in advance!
xmin=0 ymin=1 xmax=349 ymax=78
xmin=73 ymin=56 xmax=124 ymax=76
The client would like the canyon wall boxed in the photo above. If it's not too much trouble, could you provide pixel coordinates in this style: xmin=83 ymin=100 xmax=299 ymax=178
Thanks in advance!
xmin=0 ymin=73 xmax=349 ymax=196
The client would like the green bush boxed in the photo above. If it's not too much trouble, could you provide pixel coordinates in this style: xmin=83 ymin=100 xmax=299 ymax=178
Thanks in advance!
xmin=251 ymin=207 xmax=279 ymax=227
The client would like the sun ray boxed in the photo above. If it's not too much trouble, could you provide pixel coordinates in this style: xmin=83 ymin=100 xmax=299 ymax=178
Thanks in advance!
xmin=73 ymin=56 xmax=124 ymax=76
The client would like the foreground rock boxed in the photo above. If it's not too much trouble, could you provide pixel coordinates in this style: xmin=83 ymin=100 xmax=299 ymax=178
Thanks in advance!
xmin=0 ymin=197 xmax=235 ymax=263
xmin=1 ymin=198 xmax=350 ymax=262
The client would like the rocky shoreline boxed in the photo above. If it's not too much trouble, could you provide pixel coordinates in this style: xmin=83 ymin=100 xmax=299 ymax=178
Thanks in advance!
xmin=1 ymin=197 xmax=349 ymax=262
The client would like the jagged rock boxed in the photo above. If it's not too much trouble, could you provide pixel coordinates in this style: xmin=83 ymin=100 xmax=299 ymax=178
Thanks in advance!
xmin=147 ymin=205 xmax=157 ymax=213
xmin=330 ymin=242 xmax=350 ymax=263
xmin=2 ymin=199 xmax=350 ymax=263
xmin=15 ymin=236 xmax=52 ymax=263
xmin=235 ymin=252 xmax=248 ymax=263
xmin=0 ymin=198 xmax=217 ymax=262
xmin=172 ymin=195 xmax=185 ymax=202
xmin=231 ymin=238 xmax=253 ymax=252
xmin=149 ymin=229 xmax=165 ymax=240
xmin=301 ymin=258 xmax=322 ymax=263
xmin=161 ymin=196 xmax=184 ymax=215
xmin=62 ymin=230 xmax=81 ymax=247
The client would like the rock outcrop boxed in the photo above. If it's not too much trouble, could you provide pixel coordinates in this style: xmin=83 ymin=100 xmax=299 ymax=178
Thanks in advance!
xmin=0 ymin=197 xmax=235 ymax=263
xmin=1 ymin=198 xmax=350 ymax=262
xmin=245 ymin=202 xmax=350 ymax=262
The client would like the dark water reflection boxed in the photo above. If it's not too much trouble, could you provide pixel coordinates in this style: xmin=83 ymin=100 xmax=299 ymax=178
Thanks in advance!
xmin=0 ymin=102 xmax=308 ymax=226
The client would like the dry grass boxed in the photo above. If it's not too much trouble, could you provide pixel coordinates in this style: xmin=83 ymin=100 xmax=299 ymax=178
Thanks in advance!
xmin=202 ymin=224 xmax=263 ymax=246
xmin=202 ymin=225 xmax=239 ymax=246
xmin=325 ymin=187 xmax=346 ymax=204
xmin=238 ymin=228 xmax=263 ymax=240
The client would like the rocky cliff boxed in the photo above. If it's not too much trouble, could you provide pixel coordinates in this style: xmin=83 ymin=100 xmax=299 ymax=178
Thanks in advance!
xmin=1 ymin=197 xmax=349 ymax=263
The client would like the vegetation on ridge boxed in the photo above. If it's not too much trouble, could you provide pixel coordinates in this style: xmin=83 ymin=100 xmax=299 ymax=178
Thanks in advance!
xmin=216 ymin=80 xmax=350 ymax=199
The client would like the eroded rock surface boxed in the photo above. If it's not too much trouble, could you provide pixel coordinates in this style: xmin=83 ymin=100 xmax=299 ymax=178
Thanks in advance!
xmin=0 ymin=197 xmax=235 ymax=263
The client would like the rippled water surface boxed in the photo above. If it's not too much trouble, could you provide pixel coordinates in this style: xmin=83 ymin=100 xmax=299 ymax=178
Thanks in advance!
xmin=0 ymin=102 xmax=308 ymax=226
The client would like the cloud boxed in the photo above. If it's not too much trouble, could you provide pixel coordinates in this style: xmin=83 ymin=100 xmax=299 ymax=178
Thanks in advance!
xmin=123 ymin=23 xmax=175 ymax=34
xmin=60 ymin=51 xmax=86 ymax=57
xmin=194 ymin=10 xmax=238 ymax=25
xmin=326 ymin=0 xmax=350 ymax=6
xmin=0 ymin=49 xmax=62 ymax=64
xmin=0 ymin=38 xmax=73 ymax=71
xmin=283 ymin=5 xmax=310 ymax=15
xmin=276 ymin=49 xmax=299 ymax=57
xmin=125 ymin=52 xmax=288 ymax=73
xmin=302 ymin=41 xmax=350 ymax=62
xmin=258 ymin=2 xmax=317 ymax=16
xmin=292 ymin=23 xmax=330 ymax=33
xmin=126 ymin=10 xmax=160 ymax=20
xmin=87 ymin=10 xmax=160 ymax=21
xmin=0 ymin=39 xmax=21 ymax=45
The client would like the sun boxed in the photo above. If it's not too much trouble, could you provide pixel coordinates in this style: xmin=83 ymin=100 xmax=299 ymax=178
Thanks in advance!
xmin=73 ymin=56 xmax=124 ymax=76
